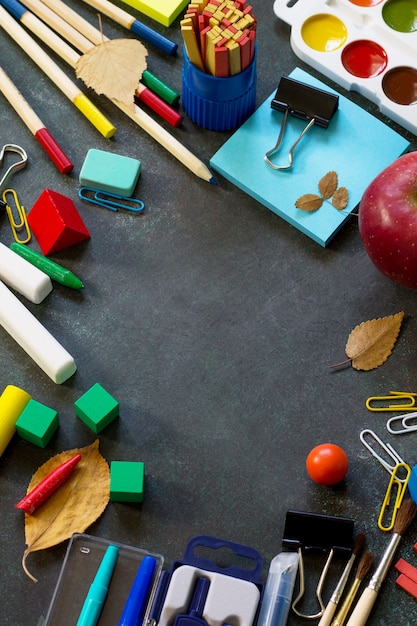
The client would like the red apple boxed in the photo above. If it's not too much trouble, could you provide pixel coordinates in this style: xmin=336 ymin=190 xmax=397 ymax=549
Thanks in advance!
xmin=359 ymin=151 xmax=417 ymax=290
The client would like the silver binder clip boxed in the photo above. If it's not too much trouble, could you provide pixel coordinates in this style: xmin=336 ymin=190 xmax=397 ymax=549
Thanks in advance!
xmin=282 ymin=510 xmax=354 ymax=620
xmin=264 ymin=76 xmax=338 ymax=171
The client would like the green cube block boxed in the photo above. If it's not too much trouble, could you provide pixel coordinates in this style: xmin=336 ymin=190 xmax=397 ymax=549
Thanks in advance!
xmin=110 ymin=461 xmax=145 ymax=503
xmin=79 ymin=149 xmax=141 ymax=196
xmin=16 ymin=399 xmax=59 ymax=447
xmin=74 ymin=383 xmax=119 ymax=433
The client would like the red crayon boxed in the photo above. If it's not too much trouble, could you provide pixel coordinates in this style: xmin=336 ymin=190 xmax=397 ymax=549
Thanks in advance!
xmin=16 ymin=453 xmax=81 ymax=515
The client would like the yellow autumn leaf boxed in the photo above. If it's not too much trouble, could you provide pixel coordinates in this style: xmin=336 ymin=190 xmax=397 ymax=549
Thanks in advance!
xmin=75 ymin=38 xmax=148 ymax=109
xmin=318 ymin=171 xmax=338 ymax=199
xmin=342 ymin=312 xmax=404 ymax=371
xmin=295 ymin=193 xmax=323 ymax=212
xmin=22 ymin=440 xmax=110 ymax=582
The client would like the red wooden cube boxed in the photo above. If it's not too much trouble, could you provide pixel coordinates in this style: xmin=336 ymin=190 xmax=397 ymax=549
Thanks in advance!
xmin=28 ymin=188 xmax=90 ymax=255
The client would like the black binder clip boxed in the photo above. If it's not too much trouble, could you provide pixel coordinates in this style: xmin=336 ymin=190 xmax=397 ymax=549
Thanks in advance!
xmin=264 ymin=76 xmax=339 ymax=170
xmin=282 ymin=510 xmax=354 ymax=619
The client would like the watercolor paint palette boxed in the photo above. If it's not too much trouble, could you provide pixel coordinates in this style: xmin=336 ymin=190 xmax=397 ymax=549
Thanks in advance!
xmin=273 ymin=0 xmax=417 ymax=135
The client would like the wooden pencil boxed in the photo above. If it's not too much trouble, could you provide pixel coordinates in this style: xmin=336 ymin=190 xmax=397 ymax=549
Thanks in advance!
xmin=0 ymin=65 xmax=73 ymax=173
xmin=6 ymin=0 xmax=216 ymax=183
xmin=17 ymin=0 xmax=182 ymax=125
xmin=0 ymin=4 xmax=116 ymax=138
xmin=78 ymin=0 xmax=178 ymax=56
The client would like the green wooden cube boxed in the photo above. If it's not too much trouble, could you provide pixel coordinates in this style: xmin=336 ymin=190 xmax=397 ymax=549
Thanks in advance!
xmin=16 ymin=399 xmax=59 ymax=447
xmin=110 ymin=461 xmax=145 ymax=503
xmin=74 ymin=383 xmax=119 ymax=433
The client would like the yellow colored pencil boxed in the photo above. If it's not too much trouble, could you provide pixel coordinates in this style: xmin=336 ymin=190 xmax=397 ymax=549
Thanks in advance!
xmin=6 ymin=0 xmax=216 ymax=184
xmin=0 ymin=4 xmax=115 ymax=138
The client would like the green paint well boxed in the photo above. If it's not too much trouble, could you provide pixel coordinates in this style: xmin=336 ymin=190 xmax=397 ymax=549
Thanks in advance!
xmin=382 ymin=0 xmax=417 ymax=33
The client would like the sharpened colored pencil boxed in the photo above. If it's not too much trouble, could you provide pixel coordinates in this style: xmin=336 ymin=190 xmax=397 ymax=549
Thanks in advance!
xmin=0 ymin=65 xmax=73 ymax=173
xmin=0 ymin=3 xmax=116 ymax=138
xmin=9 ymin=0 xmax=215 ymax=183
xmin=15 ymin=0 xmax=181 ymax=125
xmin=78 ymin=0 xmax=177 ymax=56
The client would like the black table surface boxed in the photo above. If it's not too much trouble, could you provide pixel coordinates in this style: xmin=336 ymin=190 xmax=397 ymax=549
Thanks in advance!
xmin=1 ymin=1 xmax=417 ymax=624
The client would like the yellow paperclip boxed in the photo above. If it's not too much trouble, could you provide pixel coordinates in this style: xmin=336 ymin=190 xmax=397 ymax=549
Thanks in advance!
xmin=366 ymin=391 xmax=417 ymax=412
xmin=2 ymin=188 xmax=31 ymax=244
xmin=378 ymin=462 xmax=411 ymax=531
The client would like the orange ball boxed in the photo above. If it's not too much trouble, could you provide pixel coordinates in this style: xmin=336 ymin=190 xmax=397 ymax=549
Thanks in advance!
xmin=306 ymin=443 xmax=349 ymax=486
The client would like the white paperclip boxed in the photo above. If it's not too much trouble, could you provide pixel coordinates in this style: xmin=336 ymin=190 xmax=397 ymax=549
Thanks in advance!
xmin=387 ymin=411 xmax=417 ymax=435
xmin=359 ymin=429 xmax=408 ymax=481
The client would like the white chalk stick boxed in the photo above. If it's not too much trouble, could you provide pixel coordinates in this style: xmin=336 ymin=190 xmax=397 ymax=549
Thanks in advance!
xmin=0 ymin=280 xmax=76 ymax=383
xmin=0 ymin=241 xmax=52 ymax=303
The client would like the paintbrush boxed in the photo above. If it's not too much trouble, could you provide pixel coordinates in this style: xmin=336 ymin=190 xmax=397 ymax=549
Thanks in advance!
xmin=318 ymin=532 xmax=366 ymax=626
xmin=331 ymin=551 xmax=374 ymax=626
xmin=346 ymin=498 xmax=417 ymax=626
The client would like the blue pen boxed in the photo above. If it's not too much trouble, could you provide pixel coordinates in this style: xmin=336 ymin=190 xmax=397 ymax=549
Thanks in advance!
xmin=76 ymin=545 xmax=119 ymax=626
xmin=118 ymin=555 xmax=157 ymax=626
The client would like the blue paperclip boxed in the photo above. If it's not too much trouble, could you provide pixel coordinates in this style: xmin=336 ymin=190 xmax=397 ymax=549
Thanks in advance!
xmin=78 ymin=187 xmax=144 ymax=213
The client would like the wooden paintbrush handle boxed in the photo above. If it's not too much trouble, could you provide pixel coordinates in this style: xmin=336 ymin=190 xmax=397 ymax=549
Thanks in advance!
xmin=345 ymin=587 xmax=378 ymax=626
xmin=318 ymin=600 xmax=337 ymax=626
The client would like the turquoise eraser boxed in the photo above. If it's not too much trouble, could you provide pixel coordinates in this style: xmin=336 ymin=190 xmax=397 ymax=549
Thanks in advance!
xmin=79 ymin=149 xmax=141 ymax=197
xmin=74 ymin=383 xmax=119 ymax=434
xmin=110 ymin=460 xmax=145 ymax=503
xmin=16 ymin=399 xmax=59 ymax=447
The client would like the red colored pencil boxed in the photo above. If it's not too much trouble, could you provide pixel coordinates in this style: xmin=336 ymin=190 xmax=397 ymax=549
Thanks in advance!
xmin=0 ymin=65 xmax=73 ymax=174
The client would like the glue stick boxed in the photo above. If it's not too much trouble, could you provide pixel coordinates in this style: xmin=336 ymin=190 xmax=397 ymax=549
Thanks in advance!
xmin=0 ymin=385 xmax=31 ymax=457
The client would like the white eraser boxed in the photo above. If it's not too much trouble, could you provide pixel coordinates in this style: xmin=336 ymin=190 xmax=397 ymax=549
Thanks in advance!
xmin=0 ymin=280 xmax=76 ymax=383
xmin=0 ymin=242 xmax=52 ymax=303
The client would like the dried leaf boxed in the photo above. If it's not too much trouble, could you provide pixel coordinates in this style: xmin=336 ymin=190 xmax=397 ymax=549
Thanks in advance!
xmin=22 ymin=440 xmax=110 ymax=582
xmin=295 ymin=193 xmax=323 ymax=212
xmin=345 ymin=312 xmax=404 ymax=371
xmin=332 ymin=187 xmax=349 ymax=210
xmin=75 ymin=39 xmax=148 ymax=109
xmin=318 ymin=171 xmax=338 ymax=199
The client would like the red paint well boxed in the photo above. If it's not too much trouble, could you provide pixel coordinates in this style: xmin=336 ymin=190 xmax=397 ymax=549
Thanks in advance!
xmin=341 ymin=40 xmax=388 ymax=78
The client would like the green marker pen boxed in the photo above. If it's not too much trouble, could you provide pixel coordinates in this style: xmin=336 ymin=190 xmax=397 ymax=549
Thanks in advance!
xmin=10 ymin=242 xmax=84 ymax=290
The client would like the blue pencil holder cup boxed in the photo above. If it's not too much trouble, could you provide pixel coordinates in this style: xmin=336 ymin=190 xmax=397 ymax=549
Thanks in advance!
xmin=182 ymin=47 xmax=257 ymax=131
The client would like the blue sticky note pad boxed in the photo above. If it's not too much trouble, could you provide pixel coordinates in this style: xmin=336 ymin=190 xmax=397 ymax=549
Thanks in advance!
xmin=210 ymin=68 xmax=410 ymax=247
xmin=79 ymin=149 xmax=141 ymax=197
